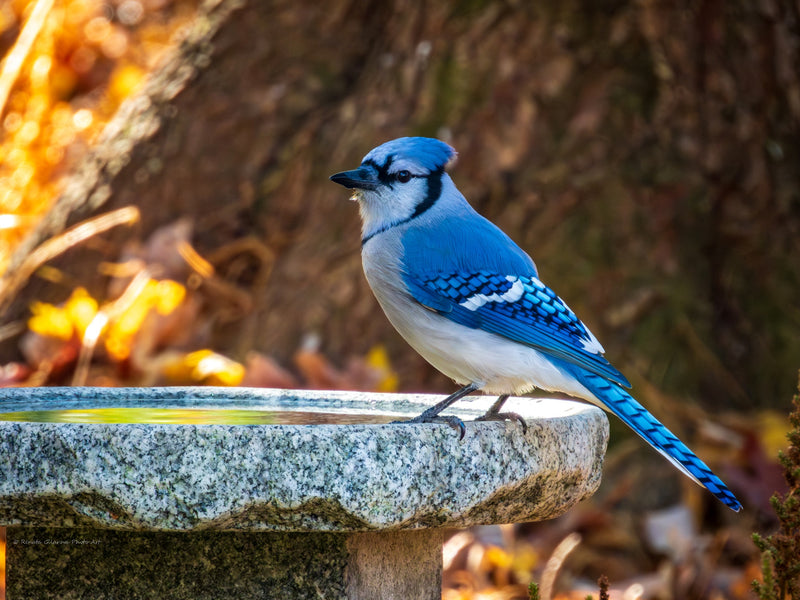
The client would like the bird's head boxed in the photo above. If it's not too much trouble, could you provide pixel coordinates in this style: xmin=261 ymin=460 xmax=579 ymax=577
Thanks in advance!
xmin=330 ymin=137 xmax=457 ymax=240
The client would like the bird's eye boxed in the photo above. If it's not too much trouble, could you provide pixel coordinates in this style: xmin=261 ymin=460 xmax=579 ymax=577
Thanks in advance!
xmin=396 ymin=170 xmax=412 ymax=183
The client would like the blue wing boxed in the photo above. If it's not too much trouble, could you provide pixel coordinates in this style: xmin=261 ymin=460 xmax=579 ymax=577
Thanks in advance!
xmin=402 ymin=269 xmax=631 ymax=388
xmin=404 ymin=269 xmax=742 ymax=510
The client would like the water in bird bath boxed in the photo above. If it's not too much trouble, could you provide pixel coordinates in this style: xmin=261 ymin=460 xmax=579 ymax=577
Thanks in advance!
xmin=0 ymin=386 xmax=592 ymax=425
xmin=0 ymin=387 xmax=454 ymax=426
xmin=0 ymin=407 xmax=395 ymax=425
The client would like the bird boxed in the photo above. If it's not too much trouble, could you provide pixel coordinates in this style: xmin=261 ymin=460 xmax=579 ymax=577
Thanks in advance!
xmin=330 ymin=136 xmax=742 ymax=512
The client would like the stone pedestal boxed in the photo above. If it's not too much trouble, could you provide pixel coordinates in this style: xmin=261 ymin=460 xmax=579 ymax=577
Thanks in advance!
xmin=5 ymin=528 xmax=445 ymax=599
xmin=0 ymin=387 xmax=608 ymax=599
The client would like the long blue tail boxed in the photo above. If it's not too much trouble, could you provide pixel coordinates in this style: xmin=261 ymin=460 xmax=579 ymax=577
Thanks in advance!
xmin=570 ymin=369 xmax=742 ymax=512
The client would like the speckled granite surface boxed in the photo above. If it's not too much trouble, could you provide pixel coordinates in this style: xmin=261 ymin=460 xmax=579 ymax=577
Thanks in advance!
xmin=0 ymin=388 xmax=608 ymax=531
xmin=0 ymin=388 xmax=608 ymax=599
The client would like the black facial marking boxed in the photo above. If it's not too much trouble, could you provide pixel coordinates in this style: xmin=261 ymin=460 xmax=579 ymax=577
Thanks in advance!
xmin=361 ymin=155 xmax=426 ymax=189
xmin=410 ymin=168 xmax=443 ymax=218
xmin=361 ymin=167 xmax=445 ymax=246
xmin=362 ymin=155 xmax=395 ymax=187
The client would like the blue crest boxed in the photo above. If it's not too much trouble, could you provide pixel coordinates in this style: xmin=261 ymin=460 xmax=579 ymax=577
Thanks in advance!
xmin=362 ymin=137 xmax=456 ymax=172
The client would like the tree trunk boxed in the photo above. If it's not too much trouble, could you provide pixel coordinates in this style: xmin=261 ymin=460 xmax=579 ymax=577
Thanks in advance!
xmin=2 ymin=0 xmax=798 ymax=407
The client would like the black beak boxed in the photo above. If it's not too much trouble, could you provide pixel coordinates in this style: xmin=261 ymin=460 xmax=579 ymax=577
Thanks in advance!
xmin=329 ymin=167 xmax=379 ymax=191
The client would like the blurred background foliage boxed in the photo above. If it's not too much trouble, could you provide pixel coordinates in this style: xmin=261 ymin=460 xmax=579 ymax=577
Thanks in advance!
xmin=1 ymin=0 xmax=799 ymax=597
xmin=1 ymin=0 xmax=798 ymax=411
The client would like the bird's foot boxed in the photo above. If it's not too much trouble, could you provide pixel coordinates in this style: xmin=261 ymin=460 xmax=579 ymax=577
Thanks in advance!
xmin=390 ymin=383 xmax=479 ymax=439
xmin=391 ymin=414 xmax=466 ymax=440
xmin=475 ymin=409 xmax=528 ymax=435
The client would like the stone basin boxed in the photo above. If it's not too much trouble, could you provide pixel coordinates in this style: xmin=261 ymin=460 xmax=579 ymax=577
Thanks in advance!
xmin=0 ymin=386 xmax=608 ymax=599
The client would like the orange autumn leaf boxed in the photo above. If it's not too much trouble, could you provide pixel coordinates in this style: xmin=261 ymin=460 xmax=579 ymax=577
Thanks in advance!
xmin=28 ymin=286 xmax=98 ymax=340
xmin=160 ymin=349 xmax=245 ymax=386
xmin=104 ymin=279 xmax=185 ymax=360
xmin=365 ymin=344 xmax=399 ymax=393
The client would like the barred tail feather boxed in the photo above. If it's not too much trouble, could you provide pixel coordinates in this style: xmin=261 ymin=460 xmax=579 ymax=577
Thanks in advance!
xmin=574 ymin=370 xmax=742 ymax=512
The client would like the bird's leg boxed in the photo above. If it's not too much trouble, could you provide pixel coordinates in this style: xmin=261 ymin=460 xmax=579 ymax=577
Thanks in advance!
xmin=392 ymin=382 xmax=480 ymax=439
xmin=482 ymin=394 xmax=510 ymax=414
xmin=415 ymin=382 xmax=480 ymax=420
xmin=475 ymin=394 xmax=528 ymax=434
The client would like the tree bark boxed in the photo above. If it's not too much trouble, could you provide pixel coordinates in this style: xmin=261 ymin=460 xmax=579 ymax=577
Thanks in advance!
xmin=1 ymin=0 xmax=798 ymax=407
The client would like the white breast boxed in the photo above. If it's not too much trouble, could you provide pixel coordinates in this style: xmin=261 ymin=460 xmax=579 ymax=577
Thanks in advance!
xmin=361 ymin=231 xmax=597 ymax=402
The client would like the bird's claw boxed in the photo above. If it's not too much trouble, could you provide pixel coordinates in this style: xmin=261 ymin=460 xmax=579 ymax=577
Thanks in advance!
xmin=475 ymin=410 xmax=528 ymax=435
xmin=391 ymin=414 xmax=467 ymax=440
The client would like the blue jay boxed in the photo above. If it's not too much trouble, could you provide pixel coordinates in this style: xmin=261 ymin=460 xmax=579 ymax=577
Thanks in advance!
xmin=330 ymin=137 xmax=741 ymax=512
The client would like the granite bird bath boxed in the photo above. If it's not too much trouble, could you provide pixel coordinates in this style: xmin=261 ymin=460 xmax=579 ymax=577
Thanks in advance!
xmin=0 ymin=387 xmax=608 ymax=599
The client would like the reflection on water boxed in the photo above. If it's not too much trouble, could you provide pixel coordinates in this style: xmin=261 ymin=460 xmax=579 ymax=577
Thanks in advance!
xmin=0 ymin=408 xmax=397 ymax=425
